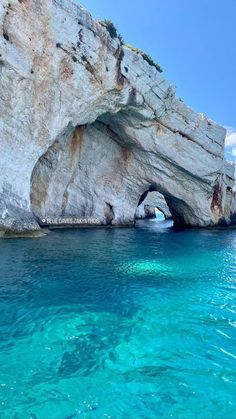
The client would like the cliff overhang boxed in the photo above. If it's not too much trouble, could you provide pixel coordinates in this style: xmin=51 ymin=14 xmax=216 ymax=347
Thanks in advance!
xmin=0 ymin=0 xmax=235 ymax=236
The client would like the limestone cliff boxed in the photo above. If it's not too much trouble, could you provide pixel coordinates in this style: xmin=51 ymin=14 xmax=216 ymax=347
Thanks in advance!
xmin=0 ymin=0 xmax=235 ymax=235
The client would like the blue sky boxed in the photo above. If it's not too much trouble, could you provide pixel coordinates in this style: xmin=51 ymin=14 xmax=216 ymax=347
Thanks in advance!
xmin=80 ymin=0 xmax=236 ymax=161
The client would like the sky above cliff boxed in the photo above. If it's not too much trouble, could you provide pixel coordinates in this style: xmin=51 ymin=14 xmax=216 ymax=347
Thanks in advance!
xmin=80 ymin=0 xmax=236 ymax=163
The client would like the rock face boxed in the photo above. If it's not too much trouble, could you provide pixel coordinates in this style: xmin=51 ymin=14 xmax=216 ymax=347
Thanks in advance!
xmin=232 ymin=192 xmax=236 ymax=224
xmin=0 ymin=0 xmax=235 ymax=234
xmin=135 ymin=192 xmax=172 ymax=220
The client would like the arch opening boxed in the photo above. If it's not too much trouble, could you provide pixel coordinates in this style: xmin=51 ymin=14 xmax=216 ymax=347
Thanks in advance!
xmin=135 ymin=190 xmax=172 ymax=222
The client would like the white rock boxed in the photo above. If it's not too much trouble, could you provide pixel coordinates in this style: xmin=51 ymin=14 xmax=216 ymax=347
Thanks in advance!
xmin=0 ymin=0 xmax=234 ymax=234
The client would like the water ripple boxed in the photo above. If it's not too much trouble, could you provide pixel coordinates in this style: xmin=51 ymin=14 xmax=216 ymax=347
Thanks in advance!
xmin=0 ymin=222 xmax=235 ymax=418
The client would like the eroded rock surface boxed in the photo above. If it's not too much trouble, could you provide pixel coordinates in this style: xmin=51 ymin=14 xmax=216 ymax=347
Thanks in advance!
xmin=0 ymin=0 xmax=235 ymax=233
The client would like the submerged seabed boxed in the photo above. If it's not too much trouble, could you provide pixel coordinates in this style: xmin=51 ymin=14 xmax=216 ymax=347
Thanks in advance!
xmin=0 ymin=219 xmax=235 ymax=419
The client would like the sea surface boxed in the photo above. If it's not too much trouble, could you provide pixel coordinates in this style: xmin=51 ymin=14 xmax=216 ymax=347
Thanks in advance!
xmin=0 ymin=219 xmax=235 ymax=419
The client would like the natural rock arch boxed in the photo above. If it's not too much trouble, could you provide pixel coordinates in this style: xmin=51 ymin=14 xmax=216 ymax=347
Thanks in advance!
xmin=0 ymin=0 xmax=234 ymax=235
xmin=30 ymin=107 xmax=233 ymax=228
xmin=135 ymin=191 xmax=172 ymax=220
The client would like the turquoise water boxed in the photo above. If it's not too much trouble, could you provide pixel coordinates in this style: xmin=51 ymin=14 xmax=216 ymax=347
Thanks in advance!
xmin=0 ymin=220 xmax=236 ymax=419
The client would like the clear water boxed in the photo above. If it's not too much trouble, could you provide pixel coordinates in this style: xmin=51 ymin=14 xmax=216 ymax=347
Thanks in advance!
xmin=0 ymin=220 xmax=235 ymax=419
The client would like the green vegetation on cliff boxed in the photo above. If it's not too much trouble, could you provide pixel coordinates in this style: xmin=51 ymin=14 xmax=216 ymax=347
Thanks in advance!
xmin=100 ymin=20 xmax=162 ymax=73
xmin=125 ymin=44 xmax=163 ymax=73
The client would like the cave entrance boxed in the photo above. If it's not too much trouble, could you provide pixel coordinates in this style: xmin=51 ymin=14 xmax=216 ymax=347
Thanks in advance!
xmin=135 ymin=190 xmax=172 ymax=222
xmin=30 ymin=106 xmax=206 ymax=228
